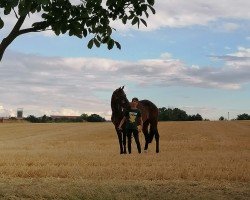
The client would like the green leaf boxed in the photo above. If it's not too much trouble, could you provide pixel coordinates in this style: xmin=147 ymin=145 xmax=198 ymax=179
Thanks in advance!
xmin=122 ymin=16 xmax=127 ymax=24
xmin=36 ymin=0 xmax=50 ymax=5
xmin=4 ymin=6 xmax=11 ymax=15
xmin=83 ymin=29 xmax=88 ymax=37
xmin=140 ymin=18 xmax=147 ymax=27
xmin=0 ymin=17 xmax=4 ymax=29
xmin=107 ymin=27 xmax=112 ymax=35
xmin=147 ymin=0 xmax=155 ymax=6
xmin=115 ymin=41 xmax=121 ymax=50
xmin=10 ymin=0 xmax=19 ymax=7
xmin=102 ymin=36 xmax=109 ymax=43
xmin=87 ymin=39 xmax=94 ymax=49
xmin=94 ymin=38 xmax=100 ymax=47
xmin=148 ymin=5 xmax=156 ymax=14
xmin=108 ymin=39 xmax=114 ymax=50
xmin=132 ymin=17 xmax=138 ymax=25
xmin=97 ymin=35 xmax=101 ymax=41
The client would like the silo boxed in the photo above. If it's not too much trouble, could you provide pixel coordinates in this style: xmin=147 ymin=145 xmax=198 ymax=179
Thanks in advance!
xmin=17 ymin=108 xmax=23 ymax=119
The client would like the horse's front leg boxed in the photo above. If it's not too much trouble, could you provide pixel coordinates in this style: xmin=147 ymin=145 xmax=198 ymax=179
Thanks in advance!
xmin=122 ymin=129 xmax=127 ymax=154
xmin=116 ymin=128 xmax=124 ymax=154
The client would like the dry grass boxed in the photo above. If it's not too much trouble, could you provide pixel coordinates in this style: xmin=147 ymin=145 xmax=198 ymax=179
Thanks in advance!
xmin=0 ymin=121 xmax=249 ymax=199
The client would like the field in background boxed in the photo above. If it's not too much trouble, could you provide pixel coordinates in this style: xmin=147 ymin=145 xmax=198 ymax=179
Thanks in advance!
xmin=0 ymin=121 xmax=249 ymax=199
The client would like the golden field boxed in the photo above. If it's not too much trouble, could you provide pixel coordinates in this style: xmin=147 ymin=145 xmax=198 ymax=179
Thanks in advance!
xmin=0 ymin=121 xmax=249 ymax=199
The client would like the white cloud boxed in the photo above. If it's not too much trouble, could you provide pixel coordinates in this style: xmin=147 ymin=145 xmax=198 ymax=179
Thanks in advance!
xmin=1 ymin=0 xmax=250 ymax=38
xmin=0 ymin=104 xmax=14 ymax=117
xmin=1 ymin=47 xmax=250 ymax=118
xmin=146 ymin=0 xmax=250 ymax=30
xmin=111 ymin=0 xmax=250 ymax=31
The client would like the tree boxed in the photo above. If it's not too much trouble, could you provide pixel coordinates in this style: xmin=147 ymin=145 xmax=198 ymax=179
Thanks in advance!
xmin=80 ymin=113 xmax=88 ymax=121
xmin=236 ymin=113 xmax=250 ymax=120
xmin=158 ymin=107 xmax=203 ymax=121
xmin=25 ymin=115 xmax=39 ymax=122
xmin=0 ymin=0 xmax=155 ymax=61
xmin=188 ymin=113 xmax=203 ymax=121
xmin=219 ymin=116 xmax=225 ymax=121
xmin=87 ymin=114 xmax=105 ymax=122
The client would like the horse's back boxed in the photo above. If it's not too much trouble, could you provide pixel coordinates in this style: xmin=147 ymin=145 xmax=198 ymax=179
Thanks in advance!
xmin=138 ymin=100 xmax=158 ymax=122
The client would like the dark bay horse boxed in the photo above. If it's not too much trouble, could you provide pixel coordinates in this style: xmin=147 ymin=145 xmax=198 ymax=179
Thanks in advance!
xmin=111 ymin=86 xmax=160 ymax=153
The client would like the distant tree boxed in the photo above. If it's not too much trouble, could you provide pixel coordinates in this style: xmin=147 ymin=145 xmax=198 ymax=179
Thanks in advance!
xmin=87 ymin=114 xmax=106 ymax=122
xmin=188 ymin=114 xmax=203 ymax=121
xmin=219 ymin=116 xmax=225 ymax=121
xmin=40 ymin=114 xmax=52 ymax=123
xmin=80 ymin=113 xmax=89 ymax=121
xmin=25 ymin=115 xmax=39 ymax=123
xmin=158 ymin=107 xmax=170 ymax=121
xmin=0 ymin=0 xmax=156 ymax=61
xmin=236 ymin=113 xmax=250 ymax=120
xmin=172 ymin=108 xmax=188 ymax=121
xmin=158 ymin=107 xmax=203 ymax=121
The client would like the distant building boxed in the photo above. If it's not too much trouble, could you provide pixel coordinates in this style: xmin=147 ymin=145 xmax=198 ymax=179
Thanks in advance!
xmin=17 ymin=108 xmax=23 ymax=119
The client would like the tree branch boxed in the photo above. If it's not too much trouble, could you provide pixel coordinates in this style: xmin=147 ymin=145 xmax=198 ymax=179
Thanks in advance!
xmin=10 ymin=15 xmax=27 ymax=35
xmin=18 ymin=27 xmax=51 ymax=35
xmin=12 ymin=8 xmax=19 ymax=19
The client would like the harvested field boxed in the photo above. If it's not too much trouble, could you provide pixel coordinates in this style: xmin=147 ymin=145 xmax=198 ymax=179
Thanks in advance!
xmin=0 ymin=121 xmax=249 ymax=199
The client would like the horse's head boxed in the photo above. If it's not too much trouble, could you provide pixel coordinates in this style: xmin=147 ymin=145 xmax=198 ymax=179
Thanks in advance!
xmin=112 ymin=86 xmax=130 ymax=108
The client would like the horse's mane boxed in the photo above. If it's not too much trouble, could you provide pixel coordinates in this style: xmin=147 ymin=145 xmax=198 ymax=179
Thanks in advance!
xmin=111 ymin=93 xmax=122 ymax=116
xmin=111 ymin=89 xmax=129 ymax=123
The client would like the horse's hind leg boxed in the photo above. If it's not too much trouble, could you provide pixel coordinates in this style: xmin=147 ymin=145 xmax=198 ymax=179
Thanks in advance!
xmin=150 ymin=120 xmax=160 ymax=153
xmin=155 ymin=128 xmax=160 ymax=153
xmin=142 ymin=120 xmax=150 ymax=151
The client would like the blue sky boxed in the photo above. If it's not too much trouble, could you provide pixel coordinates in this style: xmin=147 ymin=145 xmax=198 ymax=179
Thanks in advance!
xmin=1 ymin=0 xmax=250 ymax=120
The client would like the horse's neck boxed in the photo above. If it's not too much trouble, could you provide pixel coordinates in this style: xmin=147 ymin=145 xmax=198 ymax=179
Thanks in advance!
xmin=111 ymin=99 xmax=124 ymax=118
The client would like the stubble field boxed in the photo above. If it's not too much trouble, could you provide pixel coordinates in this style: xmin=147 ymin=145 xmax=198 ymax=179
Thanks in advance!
xmin=0 ymin=121 xmax=249 ymax=199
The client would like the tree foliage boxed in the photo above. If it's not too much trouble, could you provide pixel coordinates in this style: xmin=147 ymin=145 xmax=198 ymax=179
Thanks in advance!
xmin=25 ymin=113 xmax=106 ymax=123
xmin=86 ymin=114 xmax=106 ymax=122
xmin=236 ymin=113 xmax=250 ymax=120
xmin=219 ymin=116 xmax=225 ymax=121
xmin=0 ymin=0 xmax=155 ymax=61
xmin=158 ymin=107 xmax=203 ymax=121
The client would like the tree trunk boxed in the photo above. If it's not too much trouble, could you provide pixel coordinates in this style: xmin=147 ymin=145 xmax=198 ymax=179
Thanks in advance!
xmin=0 ymin=15 xmax=26 ymax=62
xmin=0 ymin=34 xmax=18 ymax=62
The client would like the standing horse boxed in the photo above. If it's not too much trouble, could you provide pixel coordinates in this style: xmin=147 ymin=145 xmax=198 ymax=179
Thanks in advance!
xmin=111 ymin=86 xmax=129 ymax=154
xmin=111 ymin=86 xmax=160 ymax=153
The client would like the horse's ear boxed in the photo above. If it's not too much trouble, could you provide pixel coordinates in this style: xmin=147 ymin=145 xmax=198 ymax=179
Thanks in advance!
xmin=121 ymin=86 xmax=124 ymax=90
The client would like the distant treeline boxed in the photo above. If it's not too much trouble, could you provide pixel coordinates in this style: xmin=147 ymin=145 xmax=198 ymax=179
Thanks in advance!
xmin=158 ymin=107 xmax=203 ymax=121
xmin=219 ymin=113 xmax=250 ymax=121
xmin=25 ymin=113 xmax=106 ymax=123
xmin=236 ymin=113 xmax=250 ymax=120
xmin=14 ymin=110 xmax=250 ymax=123
xmin=159 ymin=107 xmax=250 ymax=121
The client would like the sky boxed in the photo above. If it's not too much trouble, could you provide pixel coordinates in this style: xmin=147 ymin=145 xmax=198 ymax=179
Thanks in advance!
xmin=0 ymin=0 xmax=250 ymax=120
